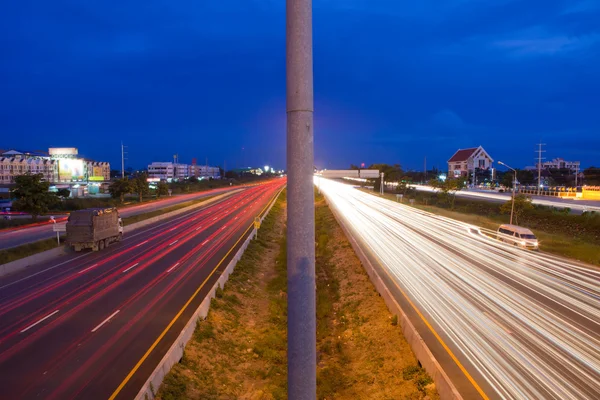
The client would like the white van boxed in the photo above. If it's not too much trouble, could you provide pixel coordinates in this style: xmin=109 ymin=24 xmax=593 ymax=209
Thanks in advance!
xmin=497 ymin=224 xmax=539 ymax=250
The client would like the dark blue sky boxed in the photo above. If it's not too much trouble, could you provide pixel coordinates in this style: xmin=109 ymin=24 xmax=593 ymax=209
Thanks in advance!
xmin=1 ymin=1 xmax=599 ymax=171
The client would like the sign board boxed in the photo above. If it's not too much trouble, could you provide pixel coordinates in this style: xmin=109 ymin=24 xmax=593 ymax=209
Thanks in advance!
xmin=49 ymin=148 xmax=78 ymax=156
xmin=254 ymin=217 xmax=261 ymax=229
xmin=89 ymin=176 xmax=104 ymax=181
xmin=53 ymin=224 xmax=67 ymax=232
xmin=58 ymin=159 xmax=85 ymax=181
xmin=147 ymin=177 xmax=161 ymax=183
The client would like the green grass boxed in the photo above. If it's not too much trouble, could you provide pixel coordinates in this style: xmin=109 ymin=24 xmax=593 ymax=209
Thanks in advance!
xmin=369 ymin=190 xmax=600 ymax=267
xmin=0 ymin=236 xmax=65 ymax=265
xmin=121 ymin=194 xmax=219 ymax=226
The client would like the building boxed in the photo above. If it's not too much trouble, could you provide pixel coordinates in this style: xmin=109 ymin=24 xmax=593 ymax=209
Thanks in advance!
xmin=448 ymin=146 xmax=494 ymax=178
xmin=148 ymin=162 xmax=192 ymax=181
xmin=539 ymin=158 xmax=580 ymax=172
xmin=149 ymin=160 xmax=220 ymax=181
xmin=233 ymin=167 xmax=264 ymax=176
xmin=192 ymin=165 xmax=220 ymax=179
xmin=0 ymin=148 xmax=111 ymax=196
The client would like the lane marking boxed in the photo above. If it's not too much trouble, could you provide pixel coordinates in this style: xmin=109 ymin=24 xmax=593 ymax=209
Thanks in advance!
xmin=169 ymin=228 xmax=176 ymax=232
xmin=122 ymin=263 xmax=139 ymax=273
xmin=91 ymin=310 xmax=120 ymax=333
xmin=167 ymin=263 xmax=180 ymax=273
xmin=201 ymin=240 xmax=209 ymax=246
xmin=78 ymin=264 xmax=98 ymax=274
xmin=21 ymin=310 xmax=60 ymax=333
xmin=221 ymin=225 xmax=227 ymax=230
xmin=213 ymin=217 xmax=217 ymax=221
xmin=195 ymin=226 xmax=203 ymax=231
xmin=135 ymin=240 xmax=149 ymax=248
xmin=108 ymin=186 xmax=285 ymax=400
xmin=169 ymin=240 xmax=178 ymax=246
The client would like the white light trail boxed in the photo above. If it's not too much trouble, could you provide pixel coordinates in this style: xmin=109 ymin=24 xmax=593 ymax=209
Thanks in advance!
xmin=318 ymin=178 xmax=600 ymax=400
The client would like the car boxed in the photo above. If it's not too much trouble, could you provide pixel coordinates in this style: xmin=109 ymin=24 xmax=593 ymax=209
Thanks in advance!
xmin=497 ymin=224 xmax=539 ymax=250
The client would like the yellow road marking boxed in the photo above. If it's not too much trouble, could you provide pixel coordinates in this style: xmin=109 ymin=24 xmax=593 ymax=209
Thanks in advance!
xmin=109 ymin=186 xmax=283 ymax=400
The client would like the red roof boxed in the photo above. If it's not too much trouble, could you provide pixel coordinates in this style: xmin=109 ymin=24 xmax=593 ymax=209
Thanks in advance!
xmin=448 ymin=148 xmax=478 ymax=163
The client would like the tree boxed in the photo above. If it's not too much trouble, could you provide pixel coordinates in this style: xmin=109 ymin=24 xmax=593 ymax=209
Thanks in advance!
xmin=132 ymin=173 xmax=150 ymax=202
xmin=12 ymin=173 xmax=57 ymax=220
xmin=440 ymin=178 xmax=466 ymax=210
xmin=349 ymin=164 xmax=360 ymax=170
xmin=500 ymin=194 xmax=533 ymax=225
xmin=109 ymin=178 xmax=133 ymax=203
xmin=156 ymin=181 xmax=169 ymax=198
xmin=56 ymin=188 xmax=71 ymax=200
xmin=584 ymin=167 xmax=600 ymax=186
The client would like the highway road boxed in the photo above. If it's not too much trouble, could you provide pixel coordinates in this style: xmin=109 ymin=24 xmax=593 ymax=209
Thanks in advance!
xmin=0 ymin=179 xmax=285 ymax=400
xmin=320 ymin=178 xmax=600 ymax=400
xmin=412 ymin=184 xmax=600 ymax=213
xmin=0 ymin=186 xmax=244 ymax=250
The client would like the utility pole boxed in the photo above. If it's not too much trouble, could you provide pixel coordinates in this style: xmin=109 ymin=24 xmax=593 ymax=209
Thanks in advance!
xmin=424 ymin=156 xmax=427 ymax=183
xmin=121 ymin=142 xmax=127 ymax=179
xmin=536 ymin=142 xmax=546 ymax=195
xmin=286 ymin=0 xmax=316 ymax=399
xmin=380 ymin=172 xmax=385 ymax=195
xmin=575 ymin=162 xmax=579 ymax=187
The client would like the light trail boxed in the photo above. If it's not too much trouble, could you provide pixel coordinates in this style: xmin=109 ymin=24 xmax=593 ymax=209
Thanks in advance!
xmin=318 ymin=178 xmax=600 ymax=400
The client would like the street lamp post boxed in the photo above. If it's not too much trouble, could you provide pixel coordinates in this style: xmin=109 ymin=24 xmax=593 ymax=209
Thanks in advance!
xmin=498 ymin=161 xmax=517 ymax=225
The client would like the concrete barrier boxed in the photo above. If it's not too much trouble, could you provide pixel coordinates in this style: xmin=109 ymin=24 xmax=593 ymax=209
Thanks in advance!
xmin=135 ymin=188 xmax=283 ymax=400
xmin=0 ymin=190 xmax=241 ymax=278
xmin=324 ymin=196 xmax=462 ymax=400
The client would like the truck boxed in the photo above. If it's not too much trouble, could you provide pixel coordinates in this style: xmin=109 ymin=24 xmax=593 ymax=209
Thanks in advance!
xmin=66 ymin=207 xmax=123 ymax=251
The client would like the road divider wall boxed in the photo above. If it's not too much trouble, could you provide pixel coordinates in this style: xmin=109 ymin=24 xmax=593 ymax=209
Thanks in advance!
xmin=135 ymin=187 xmax=283 ymax=400
xmin=323 ymin=194 xmax=462 ymax=400
xmin=0 ymin=190 xmax=242 ymax=277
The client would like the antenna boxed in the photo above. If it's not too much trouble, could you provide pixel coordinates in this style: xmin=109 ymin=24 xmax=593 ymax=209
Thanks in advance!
xmin=535 ymin=142 xmax=546 ymax=195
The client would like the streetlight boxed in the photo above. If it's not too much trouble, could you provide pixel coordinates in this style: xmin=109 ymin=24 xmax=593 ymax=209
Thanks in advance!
xmin=498 ymin=161 xmax=517 ymax=225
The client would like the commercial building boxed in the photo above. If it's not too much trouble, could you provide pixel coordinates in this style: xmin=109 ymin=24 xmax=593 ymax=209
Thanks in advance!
xmin=447 ymin=146 xmax=494 ymax=178
xmin=538 ymin=158 xmax=580 ymax=172
xmin=0 ymin=148 xmax=111 ymax=196
xmin=148 ymin=162 xmax=191 ymax=181
xmin=148 ymin=160 xmax=220 ymax=181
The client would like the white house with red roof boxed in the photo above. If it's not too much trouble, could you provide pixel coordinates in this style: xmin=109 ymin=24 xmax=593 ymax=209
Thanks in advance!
xmin=448 ymin=146 xmax=494 ymax=178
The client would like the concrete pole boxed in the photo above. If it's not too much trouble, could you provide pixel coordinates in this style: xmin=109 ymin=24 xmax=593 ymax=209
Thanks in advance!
xmin=121 ymin=142 xmax=125 ymax=179
xmin=286 ymin=0 xmax=316 ymax=399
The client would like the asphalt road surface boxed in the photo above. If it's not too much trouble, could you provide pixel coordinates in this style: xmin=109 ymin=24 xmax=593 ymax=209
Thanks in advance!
xmin=320 ymin=178 xmax=600 ymax=400
xmin=0 ymin=179 xmax=285 ymax=400
xmin=0 ymin=186 xmax=244 ymax=250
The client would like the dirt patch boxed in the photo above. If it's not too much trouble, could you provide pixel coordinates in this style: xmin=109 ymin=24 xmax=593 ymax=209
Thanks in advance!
xmin=157 ymin=191 xmax=288 ymax=400
xmin=315 ymin=194 xmax=439 ymax=400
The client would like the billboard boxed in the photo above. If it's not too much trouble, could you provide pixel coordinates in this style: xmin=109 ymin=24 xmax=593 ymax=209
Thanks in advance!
xmin=49 ymin=148 xmax=78 ymax=156
xmin=58 ymin=159 xmax=85 ymax=181
xmin=93 ymin=166 xmax=104 ymax=177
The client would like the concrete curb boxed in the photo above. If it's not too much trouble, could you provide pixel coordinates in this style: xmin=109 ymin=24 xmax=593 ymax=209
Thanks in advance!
xmin=0 ymin=190 xmax=241 ymax=278
xmin=135 ymin=187 xmax=284 ymax=400
xmin=324 ymin=195 xmax=462 ymax=400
